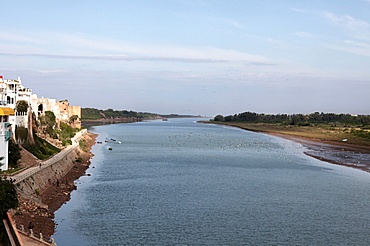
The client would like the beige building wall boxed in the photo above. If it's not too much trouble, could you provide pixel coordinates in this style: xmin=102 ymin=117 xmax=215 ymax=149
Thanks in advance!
xmin=68 ymin=106 xmax=81 ymax=118
xmin=37 ymin=97 xmax=60 ymax=119
xmin=37 ymin=98 xmax=81 ymax=128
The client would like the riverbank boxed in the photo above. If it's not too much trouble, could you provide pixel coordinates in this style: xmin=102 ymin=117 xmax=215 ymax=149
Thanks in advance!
xmin=202 ymin=121 xmax=370 ymax=172
xmin=12 ymin=132 xmax=97 ymax=242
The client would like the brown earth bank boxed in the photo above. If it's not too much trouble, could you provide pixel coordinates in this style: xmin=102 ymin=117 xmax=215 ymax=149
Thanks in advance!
xmin=81 ymin=117 xmax=143 ymax=127
xmin=11 ymin=132 xmax=97 ymax=242
xmin=81 ymin=116 xmax=165 ymax=127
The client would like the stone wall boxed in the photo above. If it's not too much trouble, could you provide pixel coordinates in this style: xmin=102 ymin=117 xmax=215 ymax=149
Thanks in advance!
xmin=37 ymin=98 xmax=81 ymax=128
xmin=15 ymin=146 xmax=82 ymax=201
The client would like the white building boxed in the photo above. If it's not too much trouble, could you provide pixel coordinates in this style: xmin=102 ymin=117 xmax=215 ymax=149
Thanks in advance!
xmin=0 ymin=75 xmax=81 ymax=170
xmin=0 ymin=75 xmax=35 ymax=171
xmin=0 ymin=76 xmax=34 ymax=129
xmin=0 ymin=106 xmax=15 ymax=171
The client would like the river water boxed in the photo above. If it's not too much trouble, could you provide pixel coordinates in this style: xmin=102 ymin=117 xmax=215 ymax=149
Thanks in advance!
xmin=53 ymin=118 xmax=370 ymax=245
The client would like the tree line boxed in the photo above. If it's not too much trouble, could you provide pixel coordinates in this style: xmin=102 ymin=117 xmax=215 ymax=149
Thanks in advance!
xmin=81 ymin=108 xmax=158 ymax=120
xmin=214 ymin=112 xmax=370 ymax=126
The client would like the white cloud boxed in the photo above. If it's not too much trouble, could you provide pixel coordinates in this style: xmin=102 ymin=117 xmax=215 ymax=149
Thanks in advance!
xmin=0 ymin=30 xmax=273 ymax=65
xmin=320 ymin=11 xmax=370 ymax=58
xmin=323 ymin=12 xmax=370 ymax=40
xmin=289 ymin=7 xmax=310 ymax=14
xmin=225 ymin=19 xmax=244 ymax=29
xmin=0 ymin=31 xmax=45 ymax=45
xmin=324 ymin=40 xmax=370 ymax=57
xmin=295 ymin=32 xmax=313 ymax=39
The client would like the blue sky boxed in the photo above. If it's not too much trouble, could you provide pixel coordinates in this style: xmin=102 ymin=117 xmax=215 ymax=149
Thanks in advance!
xmin=1 ymin=0 xmax=370 ymax=116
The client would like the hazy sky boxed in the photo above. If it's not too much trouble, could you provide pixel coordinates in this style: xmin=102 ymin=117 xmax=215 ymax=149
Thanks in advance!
xmin=1 ymin=0 xmax=370 ymax=116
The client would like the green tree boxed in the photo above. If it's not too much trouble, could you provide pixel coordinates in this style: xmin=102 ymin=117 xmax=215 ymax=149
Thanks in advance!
xmin=69 ymin=115 xmax=79 ymax=124
xmin=8 ymin=139 xmax=21 ymax=168
xmin=44 ymin=111 xmax=56 ymax=129
xmin=0 ymin=178 xmax=18 ymax=218
xmin=15 ymin=100 xmax=29 ymax=113
xmin=0 ymin=177 xmax=18 ymax=243
xmin=214 ymin=115 xmax=224 ymax=122
xmin=40 ymin=111 xmax=57 ymax=138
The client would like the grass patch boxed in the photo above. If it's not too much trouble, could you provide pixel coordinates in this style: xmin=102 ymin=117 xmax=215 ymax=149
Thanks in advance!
xmin=0 ymin=167 xmax=25 ymax=175
xmin=212 ymin=122 xmax=370 ymax=146
xmin=59 ymin=122 xmax=79 ymax=146
xmin=79 ymin=139 xmax=87 ymax=151
xmin=22 ymin=134 xmax=60 ymax=160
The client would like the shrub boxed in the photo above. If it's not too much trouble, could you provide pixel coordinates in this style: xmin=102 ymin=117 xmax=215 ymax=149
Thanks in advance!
xmin=15 ymin=126 xmax=28 ymax=144
xmin=59 ymin=122 xmax=78 ymax=146
xmin=8 ymin=139 xmax=21 ymax=168
xmin=79 ymin=139 xmax=86 ymax=151
xmin=0 ymin=179 xmax=18 ymax=217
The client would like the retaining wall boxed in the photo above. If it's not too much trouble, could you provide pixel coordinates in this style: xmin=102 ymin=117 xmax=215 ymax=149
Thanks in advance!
xmin=15 ymin=147 xmax=82 ymax=202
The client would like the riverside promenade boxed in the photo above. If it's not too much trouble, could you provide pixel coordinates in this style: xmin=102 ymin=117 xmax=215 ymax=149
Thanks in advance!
xmin=10 ymin=129 xmax=87 ymax=184
xmin=5 ymin=129 xmax=88 ymax=246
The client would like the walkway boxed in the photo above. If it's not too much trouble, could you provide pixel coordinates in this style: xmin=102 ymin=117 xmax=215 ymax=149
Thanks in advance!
xmin=10 ymin=129 xmax=87 ymax=184
xmin=5 ymin=130 xmax=87 ymax=246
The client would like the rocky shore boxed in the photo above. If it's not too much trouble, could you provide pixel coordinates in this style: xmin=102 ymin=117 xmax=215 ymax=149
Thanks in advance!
xmin=12 ymin=132 xmax=97 ymax=242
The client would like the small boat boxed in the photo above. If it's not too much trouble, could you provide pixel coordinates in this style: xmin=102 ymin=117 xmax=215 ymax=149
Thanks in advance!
xmin=162 ymin=118 xmax=168 ymax=121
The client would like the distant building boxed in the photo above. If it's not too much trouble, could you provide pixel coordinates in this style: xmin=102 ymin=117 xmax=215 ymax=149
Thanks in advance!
xmin=37 ymin=98 xmax=81 ymax=128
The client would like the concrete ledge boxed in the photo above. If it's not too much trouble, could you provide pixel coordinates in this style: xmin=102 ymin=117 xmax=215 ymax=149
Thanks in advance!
xmin=3 ymin=211 xmax=24 ymax=246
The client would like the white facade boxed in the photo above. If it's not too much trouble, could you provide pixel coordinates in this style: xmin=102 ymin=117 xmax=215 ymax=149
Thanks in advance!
xmin=0 ymin=76 xmax=34 ymax=129
xmin=0 ymin=75 xmax=81 ymax=170
xmin=0 ymin=109 xmax=14 ymax=171
xmin=0 ymin=75 xmax=34 ymax=171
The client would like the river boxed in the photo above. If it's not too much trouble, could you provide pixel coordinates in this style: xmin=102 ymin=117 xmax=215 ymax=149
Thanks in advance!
xmin=53 ymin=118 xmax=370 ymax=245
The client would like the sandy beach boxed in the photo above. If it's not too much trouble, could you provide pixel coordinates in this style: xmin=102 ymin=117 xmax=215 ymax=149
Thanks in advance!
xmin=272 ymin=133 xmax=370 ymax=172
xmin=201 ymin=121 xmax=370 ymax=173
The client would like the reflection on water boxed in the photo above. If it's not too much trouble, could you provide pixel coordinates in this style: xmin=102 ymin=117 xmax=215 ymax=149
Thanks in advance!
xmin=53 ymin=118 xmax=370 ymax=245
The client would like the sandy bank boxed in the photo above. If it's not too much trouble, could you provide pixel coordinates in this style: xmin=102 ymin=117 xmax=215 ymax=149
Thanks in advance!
xmin=269 ymin=133 xmax=370 ymax=172
xmin=201 ymin=121 xmax=370 ymax=173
